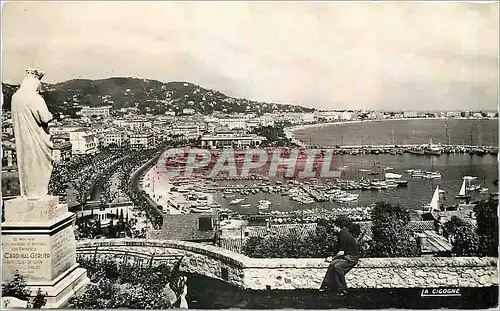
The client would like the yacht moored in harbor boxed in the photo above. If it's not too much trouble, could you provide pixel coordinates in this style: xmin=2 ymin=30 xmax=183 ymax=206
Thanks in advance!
xmin=229 ymin=198 xmax=246 ymax=205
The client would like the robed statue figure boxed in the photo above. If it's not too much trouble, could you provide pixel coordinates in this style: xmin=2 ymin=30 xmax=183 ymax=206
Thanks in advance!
xmin=11 ymin=68 xmax=53 ymax=199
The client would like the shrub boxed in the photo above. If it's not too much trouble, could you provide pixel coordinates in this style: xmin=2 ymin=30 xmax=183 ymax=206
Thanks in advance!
xmin=474 ymin=199 xmax=499 ymax=256
xmin=369 ymin=202 xmax=419 ymax=257
xmin=445 ymin=216 xmax=480 ymax=256
xmin=1 ymin=273 xmax=47 ymax=308
xmin=70 ymin=257 xmax=179 ymax=309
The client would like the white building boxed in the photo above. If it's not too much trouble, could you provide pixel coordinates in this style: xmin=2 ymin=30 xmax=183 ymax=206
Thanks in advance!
xmin=341 ymin=111 xmax=353 ymax=121
xmin=103 ymin=130 xmax=128 ymax=147
xmin=446 ymin=111 xmax=461 ymax=118
xmin=301 ymin=113 xmax=316 ymax=123
xmin=122 ymin=120 xmax=153 ymax=130
xmin=216 ymin=118 xmax=247 ymax=129
xmin=403 ymin=111 xmax=419 ymax=118
xmin=472 ymin=112 xmax=483 ymax=118
xmin=315 ymin=111 xmax=341 ymax=121
xmin=52 ymin=141 xmax=72 ymax=163
xmin=129 ymin=133 xmax=155 ymax=149
xmin=50 ymin=125 xmax=83 ymax=135
xmin=258 ymin=115 xmax=275 ymax=127
xmin=171 ymin=125 xmax=202 ymax=139
xmin=69 ymin=129 xmax=97 ymax=154
xmin=78 ymin=106 xmax=112 ymax=118
xmin=200 ymin=132 xmax=266 ymax=149
xmin=486 ymin=112 xmax=497 ymax=118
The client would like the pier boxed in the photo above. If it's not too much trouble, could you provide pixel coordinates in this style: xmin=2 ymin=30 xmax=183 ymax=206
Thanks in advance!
xmin=301 ymin=185 xmax=328 ymax=202
xmin=301 ymin=144 xmax=498 ymax=156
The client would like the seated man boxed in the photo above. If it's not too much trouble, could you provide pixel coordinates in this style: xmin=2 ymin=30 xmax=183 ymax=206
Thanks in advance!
xmin=320 ymin=224 xmax=360 ymax=296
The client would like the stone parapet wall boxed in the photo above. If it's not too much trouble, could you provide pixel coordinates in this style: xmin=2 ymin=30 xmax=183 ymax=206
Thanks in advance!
xmin=76 ymin=239 xmax=498 ymax=290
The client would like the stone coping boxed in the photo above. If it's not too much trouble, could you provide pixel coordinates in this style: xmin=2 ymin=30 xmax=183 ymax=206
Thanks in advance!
xmin=76 ymin=239 xmax=498 ymax=269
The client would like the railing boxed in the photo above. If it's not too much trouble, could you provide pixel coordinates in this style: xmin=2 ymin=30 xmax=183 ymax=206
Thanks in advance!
xmin=76 ymin=245 xmax=184 ymax=268
xmin=219 ymin=238 xmax=244 ymax=253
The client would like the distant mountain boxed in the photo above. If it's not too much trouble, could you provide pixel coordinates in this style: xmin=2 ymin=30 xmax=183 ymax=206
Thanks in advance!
xmin=1 ymin=77 xmax=315 ymax=117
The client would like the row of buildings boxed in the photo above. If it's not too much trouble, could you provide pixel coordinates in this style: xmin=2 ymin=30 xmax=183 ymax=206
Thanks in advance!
xmin=2 ymin=106 xmax=497 ymax=168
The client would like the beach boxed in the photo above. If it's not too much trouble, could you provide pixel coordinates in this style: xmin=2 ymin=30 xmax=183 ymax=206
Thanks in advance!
xmin=289 ymin=118 xmax=498 ymax=147
xmin=142 ymin=164 xmax=217 ymax=215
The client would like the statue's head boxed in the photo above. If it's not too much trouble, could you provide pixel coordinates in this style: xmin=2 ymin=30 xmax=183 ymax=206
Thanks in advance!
xmin=20 ymin=67 xmax=45 ymax=93
xmin=25 ymin=67 xmax=45 ymax=80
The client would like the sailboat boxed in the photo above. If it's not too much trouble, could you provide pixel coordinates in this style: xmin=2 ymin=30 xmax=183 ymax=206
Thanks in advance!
xmin=455 ymin=177 xmax=473 ymax=199
xmin=416 ymin=185 xmax=440 ymax=215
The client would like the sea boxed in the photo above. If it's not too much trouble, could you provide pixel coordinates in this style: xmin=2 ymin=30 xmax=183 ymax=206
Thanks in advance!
xmin=215 ymin=119 xmax=499 ymax=216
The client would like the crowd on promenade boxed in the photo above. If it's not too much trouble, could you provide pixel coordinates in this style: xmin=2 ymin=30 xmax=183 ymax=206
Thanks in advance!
xmin=49 ymin=147 xmax=130 ymax=205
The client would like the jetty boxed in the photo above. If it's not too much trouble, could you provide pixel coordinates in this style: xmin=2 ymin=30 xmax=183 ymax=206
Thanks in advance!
xmin=301 ymin=185 xmax=328 ymax=202
xmin=300 ymin=144 xmax=498 ymax=156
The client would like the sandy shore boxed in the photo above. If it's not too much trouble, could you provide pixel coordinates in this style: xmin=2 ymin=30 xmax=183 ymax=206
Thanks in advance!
xmin=286 ymin=117 xmax=497 ymax=144
xmin=142 ymin=164 xmax=216 ymax=214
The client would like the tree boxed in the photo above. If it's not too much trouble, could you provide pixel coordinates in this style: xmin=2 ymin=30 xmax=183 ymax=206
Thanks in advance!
xmin=71 ymin=180 xmax=88 ymax=206
xmin=474 ymin=199 xmax=499 ymax=256
xmin=369 ymin=202 xmax=419 ymax=257
xmin=444 ymin=216 xmax=480 ymax=256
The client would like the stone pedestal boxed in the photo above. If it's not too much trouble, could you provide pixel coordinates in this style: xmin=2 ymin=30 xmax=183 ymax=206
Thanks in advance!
xmin=2 ymin=196 xmax=89 ymax=308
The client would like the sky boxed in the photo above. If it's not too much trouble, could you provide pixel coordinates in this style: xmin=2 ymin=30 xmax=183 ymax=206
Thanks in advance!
xmin=2 ymin=1 xmax=499 ymax=111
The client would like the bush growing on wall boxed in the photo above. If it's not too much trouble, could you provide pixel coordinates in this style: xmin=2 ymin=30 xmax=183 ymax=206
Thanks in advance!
xmin=69 ymin=257 xmax=179 ymax=309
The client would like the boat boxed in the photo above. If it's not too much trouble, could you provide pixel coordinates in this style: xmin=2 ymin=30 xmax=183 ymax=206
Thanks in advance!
xmin=386 ymin=181 xmax=398 ymax=188
xmin=190 ymin=205 xmax=211 ymax=213
xmin=424 ymin=138 xmax=442 ymax=156
xmin=385 ymin=172 xmax=402 ymax=179
xmin=301 ymin=198 xmax=315 ymax=204
xmin=411 ymin=169 xmax=425 ymax=178
xmin=336 ymin=193 xmax=359 ymax=202
xmin=229 ymin=198 xmax=246 ymax=205
xmin=455 ymin=179 xmax=471 ymax=200
xmin=395 ymin=180 xmax=409 ymax=187
xmin=240 ymin=204 xmax=252 ymax=208
xmin=467 ymin=184 xmax=481 ymax=192
xmin=424 ymin=147 xmax=442 ymax=156
xmin=479 ymin=187 xmax=489 ymax=193
xmin=416 ymin=185 xmax=440 ymax=215
xmin=424 ymin=171 xmax=442 ymax=179
xmin=258 ymin=200 xmax=271 ymax=210
xmin=407 ymin=148 xmax=425 ymax=155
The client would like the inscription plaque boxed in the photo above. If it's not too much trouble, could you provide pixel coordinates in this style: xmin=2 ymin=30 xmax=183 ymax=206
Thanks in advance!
xmin=51 ymin=226 xmax=77 ymax=276
xmin=2 ymin=236 xmax=51 ymax=281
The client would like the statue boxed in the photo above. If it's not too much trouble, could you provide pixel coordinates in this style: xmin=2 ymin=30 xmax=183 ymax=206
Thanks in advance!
xmin=11 ymin=68 xmax=53 ymax=199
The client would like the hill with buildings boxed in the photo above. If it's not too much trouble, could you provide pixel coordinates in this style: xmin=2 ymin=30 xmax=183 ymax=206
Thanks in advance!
xmin=1 ymin=78 xmax=315 ymax=118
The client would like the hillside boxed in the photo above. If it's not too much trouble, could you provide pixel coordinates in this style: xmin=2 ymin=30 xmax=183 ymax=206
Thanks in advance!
xmin=1 ymin=77 xmax=315 ymax=117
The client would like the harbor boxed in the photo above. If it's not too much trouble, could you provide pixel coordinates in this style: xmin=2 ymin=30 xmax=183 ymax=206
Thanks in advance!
xmin=141 ymin=149 xmax=497 ymax=223
xmin=139 ymin=118 xmax=498 ymax=226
